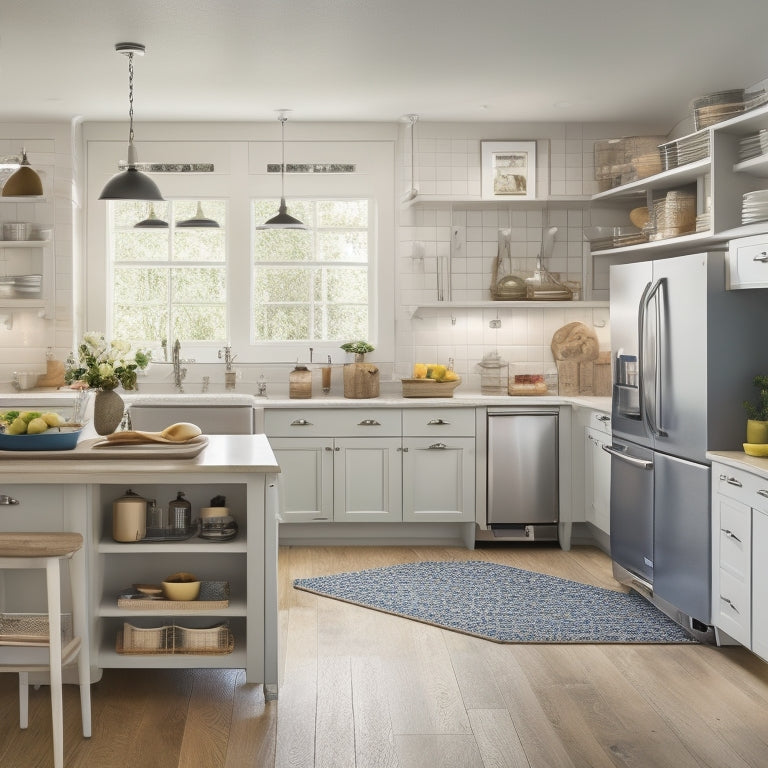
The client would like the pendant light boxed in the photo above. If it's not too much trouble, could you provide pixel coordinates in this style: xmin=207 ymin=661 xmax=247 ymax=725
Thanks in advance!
xmin=1 ymin=148 xmax=43 ymax=197
xmin=99 ymin=43 xmax=163 ymax=201
xmin=176 ymin=201 xmax=220 ymax=228
xmin=134 ymin=203 xmax=168 ymax=228
xmin=256 ymin=111 xmax=307 ymax=230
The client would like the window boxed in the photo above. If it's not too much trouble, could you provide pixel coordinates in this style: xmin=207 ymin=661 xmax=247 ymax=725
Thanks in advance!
xmin=109 ymin=200 xmax=227 ymax=346
xmin=252 ymin=198 xmax=371 ymax=343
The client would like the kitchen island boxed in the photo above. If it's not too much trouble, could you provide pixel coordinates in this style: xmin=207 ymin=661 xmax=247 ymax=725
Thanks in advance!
xmin=0 ymin=434 xmax=281 ymax=699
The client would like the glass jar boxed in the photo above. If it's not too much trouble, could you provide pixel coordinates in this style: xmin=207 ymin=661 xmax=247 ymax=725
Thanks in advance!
xmin=478 ymin=352 xmax=509 ymax=395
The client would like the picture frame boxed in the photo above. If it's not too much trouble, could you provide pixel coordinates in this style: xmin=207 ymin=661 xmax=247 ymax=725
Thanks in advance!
xmin=481 ymin=140 xmax=537 ymax=200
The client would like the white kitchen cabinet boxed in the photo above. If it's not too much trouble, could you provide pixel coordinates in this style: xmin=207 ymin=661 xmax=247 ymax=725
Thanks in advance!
xmin=585 ymin=426 xmax=611 ymax=535
xmin=268 ymin=437 xmax=333 ymax=523
xmin=710 ymin=459 xmax=768 ymax=660
xmin=752 ymin=508 xmax=768 ymax=660
xmin=334 ymin=437 xmax=402 ymax=523
xmin=265 ymin=406 xmax=476 ymax=525
xmin=727 ymin=234 xmax=768 ymax=289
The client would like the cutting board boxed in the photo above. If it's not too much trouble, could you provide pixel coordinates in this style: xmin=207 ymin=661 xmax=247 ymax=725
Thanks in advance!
xmin=0 ymin=435 xmax=208 ymax=460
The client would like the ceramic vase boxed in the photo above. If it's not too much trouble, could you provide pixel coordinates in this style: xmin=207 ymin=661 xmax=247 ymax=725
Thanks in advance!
xmin=747 ymin=419 xmax=768 ymax=444
xmin=93 ymin=389 xmax=124 ymax=435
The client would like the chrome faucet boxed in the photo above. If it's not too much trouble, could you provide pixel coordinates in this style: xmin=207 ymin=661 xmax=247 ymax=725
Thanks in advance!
xmin=219 ymin=345 xmax=238 ymax=390
xmin=172 ymin=339 xmax=187 ymax=391
xmin=256 ymin=374 xmax=267 ymax=397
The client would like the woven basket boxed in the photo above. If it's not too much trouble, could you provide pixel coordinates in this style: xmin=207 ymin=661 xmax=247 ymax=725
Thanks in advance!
xmin=401 ymin=378 xmax=461 ymax=398
xmin=0 ymin=612 xmax=73 ymax=645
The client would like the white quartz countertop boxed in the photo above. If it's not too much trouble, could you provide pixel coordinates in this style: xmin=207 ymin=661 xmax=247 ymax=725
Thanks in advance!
xmin=0 ymin=433 xmax=279 ymax=479
xmin=707 ymin=450 xmax=768 ymax=481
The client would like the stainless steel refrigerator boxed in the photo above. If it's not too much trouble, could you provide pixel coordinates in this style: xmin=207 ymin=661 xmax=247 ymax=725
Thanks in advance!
xmin=607 ymin=251 xmax=768 ymax=631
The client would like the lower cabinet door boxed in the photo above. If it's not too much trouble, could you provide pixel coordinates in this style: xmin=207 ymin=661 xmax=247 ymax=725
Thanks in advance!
xmin=402 ymin=437 xmax=475 ymax=523
xmin=333 ymin=438 xmax=402 ymax=522
xmin=753 ymin=508 xmax=768 ymax=661
xmin=269 ymin=438 xmax=334 ymax=522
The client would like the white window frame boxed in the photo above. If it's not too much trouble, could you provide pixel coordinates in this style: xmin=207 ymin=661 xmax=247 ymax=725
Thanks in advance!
xmin=84 ymin=129 xmax=395 ymax=365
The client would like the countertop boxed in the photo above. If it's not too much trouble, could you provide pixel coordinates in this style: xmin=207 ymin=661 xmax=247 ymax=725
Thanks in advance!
xmin=0 ymin=433 xmax=280 ymax=480
xmin=707 ymin=450 xmax=768 ymax=481
xmin=0 ymin=389 xmax=612 ymax=413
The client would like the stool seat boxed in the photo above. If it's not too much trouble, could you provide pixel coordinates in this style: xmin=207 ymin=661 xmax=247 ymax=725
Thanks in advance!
xmin=0 ymin=532 xmax=83 ymax=558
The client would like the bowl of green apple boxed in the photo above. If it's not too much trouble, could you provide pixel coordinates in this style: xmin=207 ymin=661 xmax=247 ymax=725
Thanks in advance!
xmin=0 ymin=410 xmax=84 ymax=451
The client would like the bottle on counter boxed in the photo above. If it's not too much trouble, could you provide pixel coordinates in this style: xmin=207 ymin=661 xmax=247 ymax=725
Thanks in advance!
xmin=168 ymin=491 xmax=192 ymax=532
xmin=289 ymin=365 xmax=312 ymax=399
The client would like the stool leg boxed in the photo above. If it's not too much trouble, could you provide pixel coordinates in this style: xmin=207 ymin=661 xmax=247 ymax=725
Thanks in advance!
xmin=46 ymin=558 xmax=64 ymax=768
xmin=18 ymin=672 xmax=29 ymax=728
xmin=69 ymin=548 xmax=92 ymax=738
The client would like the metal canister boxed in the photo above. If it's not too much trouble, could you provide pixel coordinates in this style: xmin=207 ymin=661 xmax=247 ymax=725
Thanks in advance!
xmin=168 ymin=491 xmax=192 ymax=532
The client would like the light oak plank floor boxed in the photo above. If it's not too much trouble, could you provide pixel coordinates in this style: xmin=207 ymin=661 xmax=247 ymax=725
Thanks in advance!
xmin=2 ymin=544 xmax=768 ymax=767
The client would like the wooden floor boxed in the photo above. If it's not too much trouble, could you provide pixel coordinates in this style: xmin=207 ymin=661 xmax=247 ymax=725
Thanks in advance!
xmin=2 ymin=544 xmax=768 ymax=767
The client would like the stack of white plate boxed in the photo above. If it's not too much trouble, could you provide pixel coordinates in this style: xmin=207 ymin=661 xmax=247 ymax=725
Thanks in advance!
xmin=13 ymin=274 xmax=41 ymax=297
xmin=742 ymin=190 xmax=768 ymax=224
xmin=738 ymin=130 xmax=768 ymax=161
xmin=676 ymin=131 xmax=710 ymax=165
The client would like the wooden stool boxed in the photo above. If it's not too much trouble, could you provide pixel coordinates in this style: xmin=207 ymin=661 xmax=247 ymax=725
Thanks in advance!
xmin=0 ymin=532 xmax=92 ymax=768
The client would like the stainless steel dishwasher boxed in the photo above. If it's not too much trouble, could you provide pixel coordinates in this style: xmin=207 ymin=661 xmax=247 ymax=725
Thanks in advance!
xmin=486 ymin=408 xmax=559 ymax=541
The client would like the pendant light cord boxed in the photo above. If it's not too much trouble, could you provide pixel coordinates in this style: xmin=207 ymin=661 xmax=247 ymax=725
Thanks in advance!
xmin=127 ymin=52 xmax=135 ymax=144
xmin=279 ymin=112 xmax=287 ymax=199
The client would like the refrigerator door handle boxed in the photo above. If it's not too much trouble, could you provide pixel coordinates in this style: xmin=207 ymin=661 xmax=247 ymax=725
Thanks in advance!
xmin=640 ymin=277 xmax=668 ymax=438
xmin=602 ymin=443 xmax=654 ymax=469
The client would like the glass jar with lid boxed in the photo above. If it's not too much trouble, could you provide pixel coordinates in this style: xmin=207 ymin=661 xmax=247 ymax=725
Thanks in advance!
xmin=478 ymin=352 xmax=509 ymax=395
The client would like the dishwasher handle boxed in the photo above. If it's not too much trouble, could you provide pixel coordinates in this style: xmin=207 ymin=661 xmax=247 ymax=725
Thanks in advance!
xmin=602 ymin=443 xmax=654 ymax=469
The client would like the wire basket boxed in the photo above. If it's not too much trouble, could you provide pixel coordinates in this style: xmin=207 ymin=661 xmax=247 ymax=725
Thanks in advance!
xmin=118 ymin=621 xmax=233 ymax=655
xmin=0 ymin=612 xmax=73 ymax=645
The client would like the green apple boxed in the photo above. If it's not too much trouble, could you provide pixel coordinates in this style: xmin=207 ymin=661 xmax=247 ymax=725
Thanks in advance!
xmin=26 ymin=417 xmax=48 ymax=435
xmin=6 ymin=417 xmax=28 ymax=435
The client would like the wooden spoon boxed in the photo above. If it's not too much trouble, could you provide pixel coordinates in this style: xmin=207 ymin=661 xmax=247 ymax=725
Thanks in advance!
xmin=105 ymin=422 xmax=202 ymax=444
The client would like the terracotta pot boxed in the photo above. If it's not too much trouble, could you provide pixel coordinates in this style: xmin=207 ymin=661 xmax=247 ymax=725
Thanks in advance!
xmin=747 ymin=419 xmax=768 ymax=444
xmin=93 ymin=389 xmax=125 ymax=435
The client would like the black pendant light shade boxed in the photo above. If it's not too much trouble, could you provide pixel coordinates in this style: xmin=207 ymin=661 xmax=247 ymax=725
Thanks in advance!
xmin=1 ymin=149 xmax=43 ymax=197
xmin=176 ymin=201 xmax=220 ymax=228
xmin=134 ymin=203 xmax=168 ymax=228
xmin=99 ymin=43 xmax=164 ymax=202
xmin=256 ymin=111 xmax=307 ymax=230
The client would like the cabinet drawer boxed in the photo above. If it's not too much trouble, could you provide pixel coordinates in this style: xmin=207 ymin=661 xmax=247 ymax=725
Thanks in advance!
xmin=718 ymin=498 xmax=750 ymax=578
xmin=714 ymin=464 xmax=768 ymax=513
xmin=716 ymin=568 xmax=751 ymax=646
xmin=588 ymin=410 xmax=612 ymax=434
xmin=402 ymin=408 xmax=475 ymax=436
xmin=265 ymin=408 xmax=401 ymax=437
xmin=728 ymin=235 xmax=768 ymax=289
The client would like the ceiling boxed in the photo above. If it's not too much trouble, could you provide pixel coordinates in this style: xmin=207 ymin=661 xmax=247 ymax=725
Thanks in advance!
xmin=3 ymin=0 xmax=768 ymax=128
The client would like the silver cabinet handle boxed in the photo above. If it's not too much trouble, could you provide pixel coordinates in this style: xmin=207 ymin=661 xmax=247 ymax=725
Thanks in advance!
xmin=597 ymin=415 xmax=610 ymax=422
xmin=726 ymin=477 xmax=743 ymax=488
xmin=758 ymin=489 xmax=768 ymax=498
xmin=358 ymin=419 xmax=381 ymax=426
xmin=0 ymin=494 xmax=19 ymax=505
xmin=325 ymin=446 xmax=333 ymax=451
xmin=290 ymin=418 xmax=313 ymax=426
xmin=720 ymin=596 xmax=740 ymax=613
xmin=753 ymin=251 xmax=768 ymax=263
xmin=427 ymin=418 xmax=450 ymax=425
xmin=428 ymin=442 xmax=447 ymax=449
xmin=721 ymin=528 xmax=742 ymax=543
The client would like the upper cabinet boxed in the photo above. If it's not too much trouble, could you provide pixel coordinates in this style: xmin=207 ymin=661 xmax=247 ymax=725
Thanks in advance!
xmin=588 ymin=103 xmax=768 ymax=258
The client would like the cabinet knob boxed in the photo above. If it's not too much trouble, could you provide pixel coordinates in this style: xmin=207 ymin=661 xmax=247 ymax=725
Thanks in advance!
xmin=0 ymin=494 xmax=19 ymax=505
xmin=290 ymin=418 xmax=312 ymax=426
xmin=427 ymin=418 xmax=449 ymax=425
xmin=358 ymin=419 xmax=381 ymax=426
xmin=753 ymin=251 xmax=768 ymax=263
xmin=428 ymin=442 xmax=447 ymax=450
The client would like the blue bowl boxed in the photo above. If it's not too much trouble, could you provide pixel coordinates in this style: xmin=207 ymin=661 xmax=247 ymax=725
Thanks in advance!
xmin=0 ymin=426 xmax=84 ymax=451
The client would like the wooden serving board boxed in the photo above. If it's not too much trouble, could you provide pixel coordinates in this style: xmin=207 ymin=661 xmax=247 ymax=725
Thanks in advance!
xmin=0 ymin=435 xmax=208 ymax=460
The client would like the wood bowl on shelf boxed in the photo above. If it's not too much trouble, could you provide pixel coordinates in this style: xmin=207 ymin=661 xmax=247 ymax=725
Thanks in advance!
xmin=401 ymin=377 xmax=461 ymax=398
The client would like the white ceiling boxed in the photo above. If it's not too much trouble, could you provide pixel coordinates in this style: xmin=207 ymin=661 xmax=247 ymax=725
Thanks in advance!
xmin=2 ymin=0 xmax=767 ymax=128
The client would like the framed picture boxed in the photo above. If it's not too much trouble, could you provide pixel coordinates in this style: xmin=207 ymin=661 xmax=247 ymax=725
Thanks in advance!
xmin=481 ymin=141 xmax=537 ymax=200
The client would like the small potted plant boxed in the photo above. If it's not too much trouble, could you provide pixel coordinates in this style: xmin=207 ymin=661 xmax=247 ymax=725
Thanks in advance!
xmin=340 ymin=341 xmax=379 ymax=398
xmin=744 ymin=375 xmax=768 ymax=444
xmin=340 ymin=340 xmax=375 ymax=363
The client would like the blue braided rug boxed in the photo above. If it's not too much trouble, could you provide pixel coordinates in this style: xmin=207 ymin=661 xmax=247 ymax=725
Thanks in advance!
xmin=293 ymin=560 xmax=695 ymax=643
